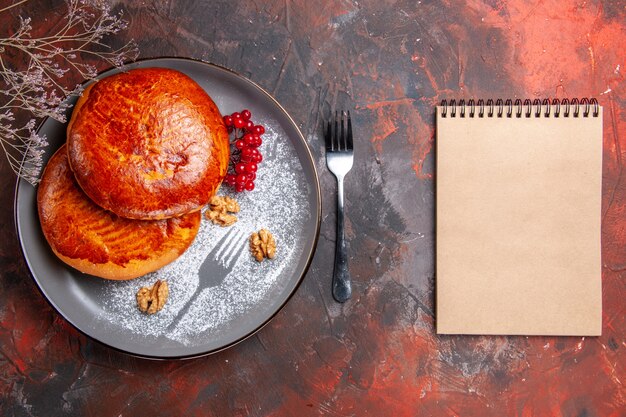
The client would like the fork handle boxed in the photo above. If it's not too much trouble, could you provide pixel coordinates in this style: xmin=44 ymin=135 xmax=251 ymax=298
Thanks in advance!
xmin=332 ymin=178 xmax=352 ymax=302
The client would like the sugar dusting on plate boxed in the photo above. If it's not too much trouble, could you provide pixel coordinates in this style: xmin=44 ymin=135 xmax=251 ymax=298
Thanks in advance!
xmin=98 ymin=125 xmax=311 ymax=346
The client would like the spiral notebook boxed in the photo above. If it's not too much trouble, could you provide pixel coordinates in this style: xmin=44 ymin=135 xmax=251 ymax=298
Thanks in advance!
xmin=436 ymin=99 xmax=602 ymax=336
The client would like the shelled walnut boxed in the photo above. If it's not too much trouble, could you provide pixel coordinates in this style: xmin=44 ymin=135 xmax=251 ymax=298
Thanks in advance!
xmin=136 ymin=279 xmax=169 ymax=314
xmin=249 ymin=228 xmax=276 ymax=262
xmin=205 ymin=195 xmax=240 ymax=226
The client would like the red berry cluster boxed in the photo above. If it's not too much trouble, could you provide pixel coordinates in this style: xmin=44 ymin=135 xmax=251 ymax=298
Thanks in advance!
xmin=222 ymin=109 xmax=265 ymax=192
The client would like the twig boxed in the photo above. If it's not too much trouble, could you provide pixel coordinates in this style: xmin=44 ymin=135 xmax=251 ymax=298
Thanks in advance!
xmin=0 ymin=0 xmax=139 ymax=185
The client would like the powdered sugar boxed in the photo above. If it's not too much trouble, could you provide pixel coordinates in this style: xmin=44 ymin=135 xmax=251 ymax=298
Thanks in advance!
xmin=98 ymin=124 xmax=311 ymax=346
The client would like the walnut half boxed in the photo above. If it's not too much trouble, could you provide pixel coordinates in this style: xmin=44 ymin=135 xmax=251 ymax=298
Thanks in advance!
xmin=205 ymin=195 xmax=240 ymax=226
xmin=249 ymin=229 xmax=276 ymax=262
xmin=136 ymin=279 xmax=169 ymax=314
xmin=210 ymin=195 xmax=240 ymax=213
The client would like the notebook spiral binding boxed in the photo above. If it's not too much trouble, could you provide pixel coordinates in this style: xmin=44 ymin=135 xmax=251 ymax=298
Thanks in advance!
xmin=440 ymin=98 xmax=599 ymax=118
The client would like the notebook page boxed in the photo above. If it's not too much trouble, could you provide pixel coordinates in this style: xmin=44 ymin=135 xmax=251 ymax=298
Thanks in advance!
xmin=436 ymin=106 xmax=602 ymax=335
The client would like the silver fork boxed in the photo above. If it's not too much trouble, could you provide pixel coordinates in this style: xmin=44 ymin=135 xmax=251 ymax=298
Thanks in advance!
xmin=325 ymin=110 xmax=354 ymax=302
xmin=167 ymin=227 xmax=248 ymax=329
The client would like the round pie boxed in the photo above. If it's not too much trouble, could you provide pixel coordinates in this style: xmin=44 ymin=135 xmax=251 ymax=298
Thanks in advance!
xmin=67 ymin=67 xmax=230 ymax=220
xmin=37 ymin=145 xmax=202 ymax=280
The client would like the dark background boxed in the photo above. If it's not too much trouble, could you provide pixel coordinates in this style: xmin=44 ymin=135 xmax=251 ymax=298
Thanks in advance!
xmin=1 ymin=0 xmax=624 ymax=416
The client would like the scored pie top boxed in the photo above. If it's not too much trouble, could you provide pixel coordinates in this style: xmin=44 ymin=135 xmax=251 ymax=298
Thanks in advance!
xmin=67 ymin=67 xmax=230 ymax=220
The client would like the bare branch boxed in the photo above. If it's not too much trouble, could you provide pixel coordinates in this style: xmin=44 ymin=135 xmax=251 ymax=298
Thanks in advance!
xmin=0 ymin=0 xmax=139 ymax=185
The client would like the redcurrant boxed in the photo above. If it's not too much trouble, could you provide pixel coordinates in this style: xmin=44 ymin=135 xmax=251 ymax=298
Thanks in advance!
xmin=240 ymin=147 xmax=253 ymax=161
xmin=223 ymin=109 xmax=265 ymax=192
xmin=243 ymin=133 xmax=255 ymax=146
xmin=234 ymin=118 xmax=245 ymax=129
xmin=236 ymin=173 xmax=248 ymax=185
xmin=235 ymin=163 xmax=246 ymax=174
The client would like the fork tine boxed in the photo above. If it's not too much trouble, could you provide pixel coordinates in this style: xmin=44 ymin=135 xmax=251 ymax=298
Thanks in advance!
xmin=326 ymin=110 xmax=354 ymax=153
xmin=340 ymin=111 xmax=345 ymax=151
xmin=333 ymin=111 xmax=339 ymax=151
xmin=346 ymin=111 xmax=353 ymax=151
xmin=325 ymin=119 xmax=332 ymax=152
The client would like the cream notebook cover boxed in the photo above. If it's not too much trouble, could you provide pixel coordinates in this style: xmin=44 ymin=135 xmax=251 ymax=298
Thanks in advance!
xmin=436 ymin=99 xmax=602 ymax=336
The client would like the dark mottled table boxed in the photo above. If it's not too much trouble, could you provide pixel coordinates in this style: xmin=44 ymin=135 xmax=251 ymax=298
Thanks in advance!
xmin=1 ymin=0 xmax=624 ymax=415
